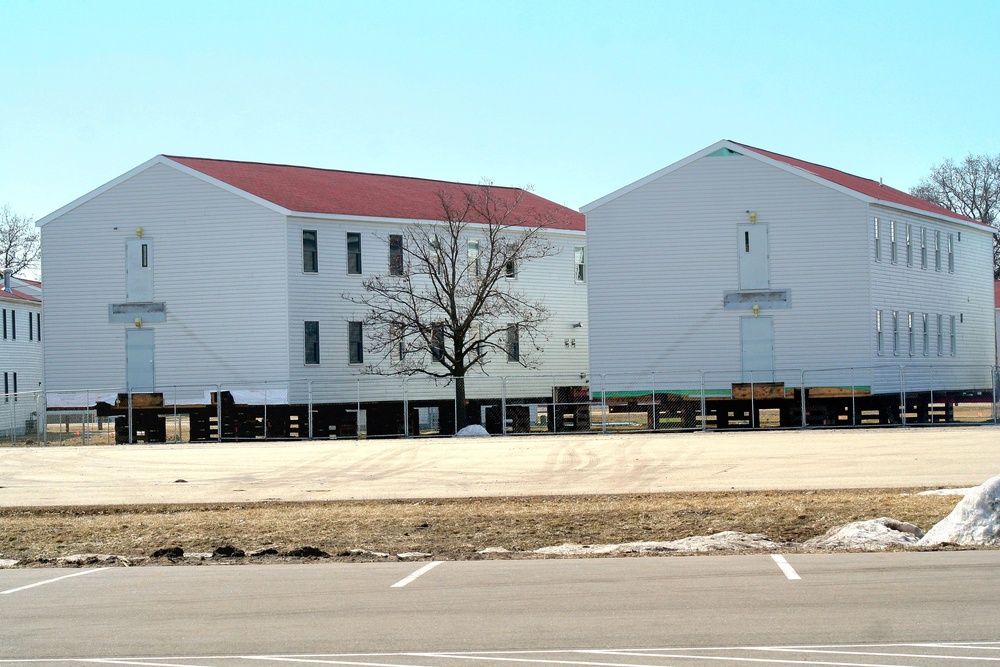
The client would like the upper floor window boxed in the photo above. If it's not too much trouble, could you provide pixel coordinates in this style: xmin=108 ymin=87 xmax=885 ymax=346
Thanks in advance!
xmin=948 ymin=233 xmax=955 ymax=273
xmin=347 ymin=232 xmax=362 ymax=274
xmin=907 ymin=312 xmax=914 ymax=356
xmin=505 ymin=259 xmax=517 ymax=279
xmin=920 ymin=227 xmax=927 ymax=269
xmin=302 ymin=230 xmax=318 ymax=273
xmin=937 ymin=314 xmax=944 ymax=356
xmin=390 ymin=322 xmax=405 ymax=363
xmin=922 ymin=313 xmax=929 ymax=356
xmin=388 ymin=234 xmax=404 ymax=276
xmin=890 ymin=221 xmax=897 ymax=264
xmin=905 ymin=224 xmax=913 ymax=267
xmin=934 ymin=230 xmax=942 ymax=271
xmin=873 ymin=218 xmax=881 ymax=262
xmin=467 ymin=240 xmax=481 ymax=277
xmin=574 ymin=246 xmax=586 ymax=282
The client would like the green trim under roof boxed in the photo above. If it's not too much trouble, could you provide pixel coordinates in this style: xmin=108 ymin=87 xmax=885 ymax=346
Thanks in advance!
xmin=708 ymin=148 xmax=742 ymax=157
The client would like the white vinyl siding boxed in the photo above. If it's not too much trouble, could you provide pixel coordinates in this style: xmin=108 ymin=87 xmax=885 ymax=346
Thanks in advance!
xmin=40 ymin=162 xmax=289 ymax=393
xmin=586 ymin=154 xmax=869 ymax=380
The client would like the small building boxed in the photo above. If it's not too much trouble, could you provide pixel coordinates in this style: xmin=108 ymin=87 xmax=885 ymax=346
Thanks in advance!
xmin=0 ymin=273 xmax=43 ymax=437
xmin=37 ymin=156 xmax=588 ymax=440
xmin=582 ymin=140 xmax=995 ymax=426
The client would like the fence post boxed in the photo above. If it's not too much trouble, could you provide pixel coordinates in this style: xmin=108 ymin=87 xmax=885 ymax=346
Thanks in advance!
xmin=851 ymin=367 xmax=857 ymax=427
xmin=501 ymin=376 xmax=508 ymax=436
xmin=216 ymin=384 xmax=223 ymax=443
xmin=700 ymin=372 xmax=707 ymax=432
xmin=403 ymin=377 xmax=409 ymax=438
xmin=127 ymin=387 xmax=134 ymax=445
xmin=899 ymin=366 xmax=907 ymax=426
xmin=601 ymin=374 xmax=608 ymax=434
xmin=307 ymin=380 xmax=314 ymax=440
xmin=994 ymin=367 xmax=998 ymax=425
xmin=749 ymin=370 xmax=756 ymax=429
xmin=263 ymin=381 xmax=268 ymax=440
xmin=651 ymin=371 xmax=657 ymax=432
xmin=800 ymin=370 xmax=806 ymax=429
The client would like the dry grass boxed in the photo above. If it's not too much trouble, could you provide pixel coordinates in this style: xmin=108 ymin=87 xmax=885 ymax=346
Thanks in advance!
xmin=0 ymin=489 xmax=964 ymax=565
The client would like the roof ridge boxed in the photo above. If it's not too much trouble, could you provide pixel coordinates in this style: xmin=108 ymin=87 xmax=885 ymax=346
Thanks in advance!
xmin=162 ymin=155 xmax=526 ymax=194
xmin=731 ymin=141 xmax=889 ymax=189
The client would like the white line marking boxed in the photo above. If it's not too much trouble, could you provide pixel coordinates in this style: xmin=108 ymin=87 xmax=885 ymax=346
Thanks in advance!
xmin=771 ymin=554 xmax=801 ymax=580
xmin=390 ymin=560 xmax=443 ymax=588
xmin=79 ymin=660 xmax=217 ymax=667
xmin=748 ymin=646 xmax=1000 ymax=661
xmin=246 ymin=658 xmax=438 ymax=667
xmin=0 ymin=567 xmax=110 ymax=595
xmin=590 ymin=650 xmax=923 ymax=666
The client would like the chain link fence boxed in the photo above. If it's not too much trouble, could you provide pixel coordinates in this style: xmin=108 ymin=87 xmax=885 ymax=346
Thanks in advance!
xmin=22 ymin=364 xmax=1000 ymax=445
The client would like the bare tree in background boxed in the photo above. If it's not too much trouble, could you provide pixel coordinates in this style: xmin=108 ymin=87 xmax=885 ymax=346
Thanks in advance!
xmin=345 ymin=181 xmax=560 ymax=430
xmin=910 ymin=154 xmax=1000 ymax=277
xmin=0 ymin=205 xmax=40 ymax=276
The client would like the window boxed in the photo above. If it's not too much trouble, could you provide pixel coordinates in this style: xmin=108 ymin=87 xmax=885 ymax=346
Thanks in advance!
xmin=948 ymin=233 xmax=955 ymax=273
xmin=890 ymin=311 xmax=899 ymax=355
xmin=347 ymin=232 xmax=362 ymax=274
xmin=10 ymin=310 xmax=14 ymax=340
xmin=3 ymin=372 xmax=7 ymax=402
xmin=28 ymin=312 xmax=33 ymax=340
xmin=906 ymin=224 xmax=913 ymax=266
xmin=348 ymin=321 xmax=363 ymax=364
xmin=302 ymin=231 xmax=318 ymax=273
xmin=873 ymin=218 xmax=881 ymax=261
xmin=935 ymin=230 xmax=941 ymax=271
xmin=388 ymin=234 xmax=404 ymax=275
xmin=950 ymin=315 xmax=957 ymax=356
xmin=467 ymin=240 xmax=481 ymax=277
xmin=468 ymin=322 xmax=483 ymax=360
xmin=876 ymin=310 xmax=883 ymax=355
xmin=937 ymin=314 xmax=944 ymax=356
xmin=505 ymin=259 xmax=517 ymax=279
xmin=907 ymin=312 xmax=914 ymax=356
xmin=35 ymin=313 xmax=40 ymax=341
xmin=922 ymin=313 xmax=929 ymax=356
xmin=430 ymin=236 xmax=443 ymax=273
xmin=890 ymin=221 xmax=897 ymax=264
xmin=2 ymin=309 xmax=5 ymax=339
xmin=920 ymin=227 xmax=927 ymax=269
xmin=390 ymin=322 xmax=405 ymax=363
xmin=430 ymin=322 xmax=445 ymax=363
xmin=304 ymin=321 xmax=320 ymax=365
xmin=574 ymin=246 xmax=586 ymax=282
xmin=506 ymin=324 xmax=520 ymax=362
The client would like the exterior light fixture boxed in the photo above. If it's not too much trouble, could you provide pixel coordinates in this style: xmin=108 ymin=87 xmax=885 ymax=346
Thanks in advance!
xmin=747 ymin=211 xmax=757 ymax=223
xmin=134 ymin=317 xmax=143 ymax=328
xmin=752 ymin=304 xmax=760 ymax=317
xmin=136 ymin=227 xmax=144 ymax=237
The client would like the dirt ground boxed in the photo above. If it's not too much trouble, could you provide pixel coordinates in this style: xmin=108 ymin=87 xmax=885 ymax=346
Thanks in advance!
xmin=0 ymin=489 xmax=963 ymax=565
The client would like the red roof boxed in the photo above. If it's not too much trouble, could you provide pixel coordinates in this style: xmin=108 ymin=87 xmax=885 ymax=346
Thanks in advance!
xmin=165 ymin=156 xmax=584 ymax=231
xmin=0 ymin=288 xmax=40 ymax=304
xmin=731 ymin=142 xmax=983 ymax=226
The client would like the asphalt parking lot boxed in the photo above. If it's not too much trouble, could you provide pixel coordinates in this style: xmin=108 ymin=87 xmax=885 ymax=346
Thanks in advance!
xmin=2 ymin=426 xmax=999 ymax=506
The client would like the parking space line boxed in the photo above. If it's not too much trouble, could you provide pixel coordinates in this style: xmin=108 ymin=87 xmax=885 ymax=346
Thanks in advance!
xmin=80 ymin=659 xmax=217 ymax=666
xmin=771 ymin=554 xmax=801 ymax=580
xmin=390 ymin=561 xmax=443 ymax=588
xmin=749 ymin=647 xmax=1000 ymax=661
xmin=0 ymin=567 xmax=110 ymax=595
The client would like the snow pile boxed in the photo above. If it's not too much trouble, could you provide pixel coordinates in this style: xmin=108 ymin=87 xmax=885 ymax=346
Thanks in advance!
xmin=919 ymin=473 xmax=1000 ymax=546
xmin=805 ymin=517 xmax=923 ymax=550
xmin=534 ymin=531 xmax=783 ymax=556
xmin=918 ymin=487 xmax=974 ymax=496
xmin=455 ymin=425 xmax=491 ymax=437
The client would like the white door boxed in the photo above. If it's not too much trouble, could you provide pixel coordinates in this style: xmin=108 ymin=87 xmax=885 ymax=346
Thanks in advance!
xmin=740 ymin=316 xmax=774 ymax=382
xmin=126 ymin=238 xmax=153 ymax=302
xmin=738 ymin=224 xmax=769 ymax=290
xmin=126 ymin=329 xmax=155 ymax=391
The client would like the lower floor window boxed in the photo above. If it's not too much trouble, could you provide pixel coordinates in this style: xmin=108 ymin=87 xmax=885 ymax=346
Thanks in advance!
xmin=304 ymin=321 xmax=320 ymax=365
xmin=506 ymin=324 xmax=520 ymax=362
xmin=349 ymin=321 xmax=364 ymax=364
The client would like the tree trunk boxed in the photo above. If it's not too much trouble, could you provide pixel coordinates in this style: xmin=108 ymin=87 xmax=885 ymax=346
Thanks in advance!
xmin=455 ymin=375 xmax=468 ymax=431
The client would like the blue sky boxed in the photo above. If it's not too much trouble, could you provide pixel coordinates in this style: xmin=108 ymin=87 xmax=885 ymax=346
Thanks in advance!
xmin=2 ymin=0 xmax=998 ymax=221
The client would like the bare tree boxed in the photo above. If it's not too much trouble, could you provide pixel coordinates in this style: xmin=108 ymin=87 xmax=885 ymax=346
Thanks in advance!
xmin=345 ymin=181 xmax=561 ymax=430
xmin=0 ymin=205 xmax=40 ymax=276
xmin=910 ymin=154 xmax=1000 ymax=277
